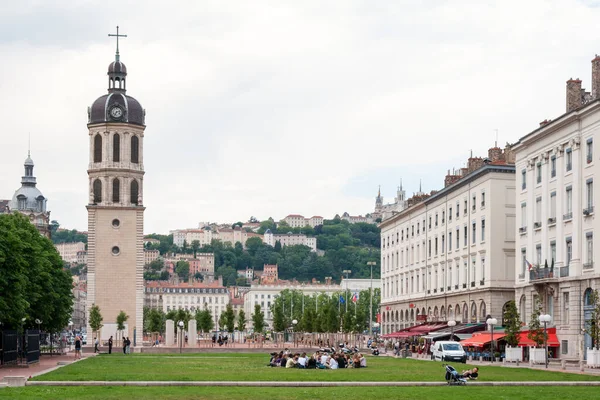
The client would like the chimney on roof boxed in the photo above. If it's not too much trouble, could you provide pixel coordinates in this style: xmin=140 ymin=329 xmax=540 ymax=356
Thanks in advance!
xmin=488 ymin=146 xmax=503 ymax=163
xmin=566 ymin=78 xmax=583 ymax=112
xmin=593 ymin=55 xmax=600 ymax=99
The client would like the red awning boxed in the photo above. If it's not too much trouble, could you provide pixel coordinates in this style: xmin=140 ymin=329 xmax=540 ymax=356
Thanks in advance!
xmin=517 ymin=332 xmax=560 ymax=347
xmin=460 ymin=332 xmax=507 ymax=348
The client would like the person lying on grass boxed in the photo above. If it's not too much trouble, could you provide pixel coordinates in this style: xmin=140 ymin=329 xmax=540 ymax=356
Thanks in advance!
xmin=461 ymin=367 xmax=479 ymax=379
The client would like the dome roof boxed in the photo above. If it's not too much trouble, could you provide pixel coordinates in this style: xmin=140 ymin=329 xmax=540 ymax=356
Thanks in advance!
xmin=89 ymin=92 xmax=145 ymax=126
xmin=108 ymin=60 xmax=127 ymax=74
xmin=24 ymin=156 xmax=34 ymax=166
xmin=10 ymin=186 xmax=46 ymax=212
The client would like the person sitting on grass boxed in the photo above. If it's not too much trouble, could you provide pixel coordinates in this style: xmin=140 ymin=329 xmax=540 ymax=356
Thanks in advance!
xmin=326 ymin=355 xmax=339 ymax=369
xmin=352 ymin=353 xmax=360 ymax=368
xmin=307 ymin=355 xmax=317 ymax=369
xmin=359 ymin=353 xmax=367 ymax=368
xmin=286 ymin=354 xmax=298 ymax=368
xmin=461 ymin=367 xmax=479 ymax=380
xmin=297 ymin=352 xmax=307 ymax=369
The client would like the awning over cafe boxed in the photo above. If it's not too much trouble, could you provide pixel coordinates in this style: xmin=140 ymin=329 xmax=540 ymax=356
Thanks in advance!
xmin=459 ymin=332 xmax=507 ymax=348
xmin=517 ymin=328 xmax=560 ymax=347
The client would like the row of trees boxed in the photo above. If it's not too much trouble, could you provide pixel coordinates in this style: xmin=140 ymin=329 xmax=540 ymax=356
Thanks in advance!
xmin=271 ymin=288 xmax=381 ymax=333
xmin=0 ymin=213 xmax=73 ymax=332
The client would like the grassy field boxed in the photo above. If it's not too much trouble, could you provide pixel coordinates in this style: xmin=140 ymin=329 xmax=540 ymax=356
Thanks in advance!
xmin=31 ymin=353 xmax=600 ymax=382
xmin=2 ymin=386 xmax=600 ymax=400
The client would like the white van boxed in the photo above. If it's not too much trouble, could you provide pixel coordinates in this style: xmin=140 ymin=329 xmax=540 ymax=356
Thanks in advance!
xmin=432 ymin=341 xmax=466 ymax=363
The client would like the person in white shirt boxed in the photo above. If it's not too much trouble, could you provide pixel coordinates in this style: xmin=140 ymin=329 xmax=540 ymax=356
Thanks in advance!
xmin=359 ymin=354 xmax=367 ymax=368
xmin=328 ymin=356 xmax=339 ymax=370
xmin=298 ymin=353 xmax=307 ymax=369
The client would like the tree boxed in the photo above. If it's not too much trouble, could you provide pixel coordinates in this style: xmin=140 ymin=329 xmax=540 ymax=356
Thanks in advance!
xmin=252 ymin=304 xmax=265 ymax=333
xmin=175 ymin=260 xmax=190 ymax=281
xmin=232 ymin=221 xmax=243 ymax=229
xmin=145 ymin=308 xmax=165 ymax=334
xmin=193 ymin=272 xmax=203 ymax=281
xmin=0 ymin=213 xmax=73 ymax=333
xmin=237 ymin=309 xmax=247 ymax=332
xmin=249 ymin=216 xmax=259 ymax=223
xmin=191 ymin=240 xmax=200 ymax=258
xmin=503 ymin=300 xmax=521 ymax=347
xmin=147 ymin=259 xmax=164 ymax=272
xmin=274 ymin=240 xmax=282 ymax=252
xmin=527 ymin=296 xmax=545 ymax=347
xmin=272 ymin=302 xmax=285 ymax=332
xmin=89 ymin=304 xmax=104 ymax=339
xmin=116 ymin=310 xmax=129 ymax=343
xmin=196 ymin=306 xmax=214 ymax=333
xmin=223 ymin=304 xmax=236 ymax=334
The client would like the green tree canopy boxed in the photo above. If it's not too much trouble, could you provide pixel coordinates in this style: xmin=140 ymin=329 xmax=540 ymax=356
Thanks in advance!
xmin=175 ymin=261 xmax=190 ymax=281
xmin=252 ymin=304 xmax=265 ymax=333
xmin=89 ymin=304 xmax=103 ymax=334
xmin=503 ymin=300 xmax=521 ymax=347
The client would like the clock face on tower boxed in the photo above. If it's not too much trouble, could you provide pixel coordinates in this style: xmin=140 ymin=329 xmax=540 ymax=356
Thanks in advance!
xmin=109 ymin=106 xmax=123 ymax=120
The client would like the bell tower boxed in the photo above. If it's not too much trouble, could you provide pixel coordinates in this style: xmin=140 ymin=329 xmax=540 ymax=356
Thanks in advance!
xmin=86 ymin=27 xmax=146 ymax=346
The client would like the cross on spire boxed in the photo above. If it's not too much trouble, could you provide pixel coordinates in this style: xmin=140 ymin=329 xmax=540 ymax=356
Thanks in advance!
xmin=108 ymin=26 xmax=127 ymax=62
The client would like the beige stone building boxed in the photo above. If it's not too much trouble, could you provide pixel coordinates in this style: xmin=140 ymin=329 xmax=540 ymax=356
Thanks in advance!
xmin=56 ymin=242 xmax=87 ymax=264
xmin=263 ymin=230 xmax=317 ymax=251
xmin=144 ymin=249 xmax=160 ymax=265
xmin=379 ymin=148 xmax=516 ymax=335
xmin=170 ymin=226 xmax=262 ymax=248
xmin=514 ymin=55 xmax=600 ymax=360
xmin=86 ymin=44 xmax=146 ymax=345
xmin=282 ymin=214 xmax=324 ymax=228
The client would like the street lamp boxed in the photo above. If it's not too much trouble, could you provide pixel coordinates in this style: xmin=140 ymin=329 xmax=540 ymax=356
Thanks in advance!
xmin=342 ymin=270 xmax=351 ymax=313
xmin=539 ymin=314 xmax=552 ymax=369
xmin=447 ymin=320 xmax=456 ymax=341
xmin=178 ymin=320 xmax=184 ymax=354
xmin=367 ymin=261 xmax=377 ymax=336
xmin=292 ymin=319 xmax=298 ymax=346
xmin=486 ymin=317 xmax=498 ymax=362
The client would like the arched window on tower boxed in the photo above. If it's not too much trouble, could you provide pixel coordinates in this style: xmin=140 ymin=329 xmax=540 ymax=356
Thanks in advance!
xmin=130 ymin=179 xmax=139 ymax=205
xmin=93 ymin=179 xmax=102 ymax=204
xmin=94 ymin=134 xmax=102 ymax=163
xmin=113 ymin=134 xmax=120 ymax=162
xmin=112 ymin=178 xmax=120 ymax=203
xmin=131 ymin=136 xmax=139 ymax=163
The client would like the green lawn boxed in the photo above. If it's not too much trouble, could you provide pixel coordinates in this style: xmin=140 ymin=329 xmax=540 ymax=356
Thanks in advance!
xmin=31 ymin=353 xmax=600 ymax=382
xmin=2 ymin=386 xmax=600 ymax=400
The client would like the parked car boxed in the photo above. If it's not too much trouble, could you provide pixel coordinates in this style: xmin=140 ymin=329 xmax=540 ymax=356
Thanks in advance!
xmin=432 ymin=341 xmax=466 ymax=363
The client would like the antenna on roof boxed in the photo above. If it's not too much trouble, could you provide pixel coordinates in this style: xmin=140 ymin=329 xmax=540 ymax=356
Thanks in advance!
xmin=495 ymin=129 xmax=498 ymax=147
xmin=28 ymin=132 xmax=31 ymax=157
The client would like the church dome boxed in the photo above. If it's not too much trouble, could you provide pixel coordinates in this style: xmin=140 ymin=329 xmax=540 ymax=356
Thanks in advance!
xmin=89 ymin=92 xmax=145 ymax=126
xmin=108 ymin=60 xmax=127 ymax=74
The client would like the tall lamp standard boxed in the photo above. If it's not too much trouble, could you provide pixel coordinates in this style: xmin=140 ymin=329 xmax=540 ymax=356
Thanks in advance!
xmin=178 ymin=320 xmax=184 ymax=354
xmin=292 ymin=319 xmax=298 ymax=346
xmin=447 ymin=320 xmax=456 ymax=341
xmin=539 ymin=314 xmax=552 ymax=369
xmin=367 ymin=261 xmax=377 ymax=336
xmin=486 ymin=317 xmax=498 ymax=363
xmin=342 ymin=270 xmax=351 ymax=313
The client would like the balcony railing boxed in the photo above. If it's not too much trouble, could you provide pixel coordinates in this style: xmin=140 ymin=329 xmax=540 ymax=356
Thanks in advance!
xmin=447 ymin=286 xmax=451 ymax=291
xmin=518 ymin=272 xmax=525 ymax=279
xmin=427 ymin=290 xmax=431 ymax=294
xmin=559 ymin=266 xmax=569 ymax=277
xmin=548 ymin=217 xmax=556 ymax=225
xmin=463 ymin=283 xmax=467 ymax=288
xmin=470 ymin=281 xmax=475 ymax=287
xmin=563 ymin=212 xmax=573 ymax=221
xmin=480 ymin=279 xmax=485 ymax=286
xmin=583 ymin=262 xmax=594 ymax=270
xmin=584 ymin=206 xmax=594 ymax=216
xmin=529 ymin=268 xmax=556 ymax=281
xmin=440 ymin=287 xmax=444 ymax=292
xmin=534 ymin=222 xmax=542 ymax=229
xmin=433 ymin=289 xmax=437 ymax=293
xmin=519 ymin=226 xmax=527 ymax=234
xmin=455 ymin=284 xmax=459 ymax=290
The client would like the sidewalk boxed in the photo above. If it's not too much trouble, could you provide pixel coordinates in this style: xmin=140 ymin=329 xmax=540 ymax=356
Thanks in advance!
xmin=0 ymin=352 xmax=92 ymax=381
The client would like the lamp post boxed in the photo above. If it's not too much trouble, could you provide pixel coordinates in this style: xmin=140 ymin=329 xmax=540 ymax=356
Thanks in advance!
xmin=367 ymin=261 xmax=376 ymax=336
xmin=447 ymin=320 xmax=456 ymax=341
xmin=486 ymin=317 xmax=498 ymax=362
xmin=539 ymin=314 xmax=552 ymax=369
xmin=178 ymin=320 xmax=184 ymax=354
xmin=342 ymin=270 xmax=351 ymax=313
xmin=292 ymin=319 xmax=297 ymax=346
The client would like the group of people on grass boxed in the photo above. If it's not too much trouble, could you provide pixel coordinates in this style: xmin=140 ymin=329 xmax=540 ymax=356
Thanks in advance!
xmin=268 ymin=349 xmax=367 ymax=369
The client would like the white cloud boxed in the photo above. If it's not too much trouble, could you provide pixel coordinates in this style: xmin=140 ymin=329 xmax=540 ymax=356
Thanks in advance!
xmin=1 ymin=0 xmax=600 ymax=232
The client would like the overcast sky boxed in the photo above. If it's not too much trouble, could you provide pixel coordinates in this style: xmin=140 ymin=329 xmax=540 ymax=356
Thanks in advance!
xmin=1 ymin=0 xmax=600 ymax=234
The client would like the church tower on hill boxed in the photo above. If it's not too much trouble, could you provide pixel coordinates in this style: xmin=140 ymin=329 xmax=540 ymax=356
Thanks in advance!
xmin=86 ymin=27 xmax=145 ymax=346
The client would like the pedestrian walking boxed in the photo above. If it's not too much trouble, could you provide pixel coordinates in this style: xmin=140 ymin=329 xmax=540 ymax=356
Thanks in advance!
xmin=122 ymin=337 xmax=127 ymax=354
xmin=94 ymin=337 xmax=99 ymax=353
xmin=126 ymin=337 xmax=131 ymax=354
xmin=108 ymin=336 xmax=113 ymax=354
xmin=74 ymin=335 xmax=82 ymax=360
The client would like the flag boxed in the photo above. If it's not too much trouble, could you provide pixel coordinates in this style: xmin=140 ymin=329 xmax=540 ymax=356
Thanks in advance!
xmin=339 ymin=295 xmax=345 ymax=304
xmin=526 ymin=260 xmax=533 ymax=271
xmin=352 ymin=292 xmax=358 ymax=303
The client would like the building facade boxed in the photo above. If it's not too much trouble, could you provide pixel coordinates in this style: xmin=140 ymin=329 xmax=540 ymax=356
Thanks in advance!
xmin=379 ymin=149 xmax=516 ymax=335
xmin=282 ymin=214 xmax=324 ymax=228
xmin=86 ymin=44 xmax=146 ymax=345
xmin=144 ymin=249 xmax=160 ymax=265
xmin=263 ymin=229 xmax=317 ymax=251
xmin=56 ymin=242 xmax=87 ymax=264
xmin=144 ymin=280 xmax=230 ymax=327
xmin=514 ymin=55 xmax=600 ymax=360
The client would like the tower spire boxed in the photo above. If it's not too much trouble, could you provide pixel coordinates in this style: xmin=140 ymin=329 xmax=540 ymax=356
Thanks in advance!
xmin=400 ymin=178 xmax=403 ymax=191
xmin=419 ymin=179 xmax=422 ymax=193
xmin=108 ymin=26 xmax=127 ymax=62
